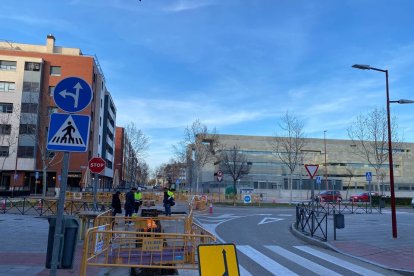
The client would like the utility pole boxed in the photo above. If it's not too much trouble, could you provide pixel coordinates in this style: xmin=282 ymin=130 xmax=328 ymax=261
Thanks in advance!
xmin=324 ymin=130 xmax=328 ymax=190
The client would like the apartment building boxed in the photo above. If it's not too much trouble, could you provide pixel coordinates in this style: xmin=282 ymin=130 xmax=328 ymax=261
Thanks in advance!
xmin=114 ymin=127 xmax=137 ymax=189
xmin=0 ymin=35 xmax=116 ymax=194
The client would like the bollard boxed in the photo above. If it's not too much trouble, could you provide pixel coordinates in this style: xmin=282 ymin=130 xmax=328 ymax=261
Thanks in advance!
xmin=209 ymin=202 xmax=213 ymax=214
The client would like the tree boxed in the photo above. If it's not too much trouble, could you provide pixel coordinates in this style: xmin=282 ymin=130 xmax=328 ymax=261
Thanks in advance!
xmin=180 ymin=119 xmax=219 ymax=193
xmin=136 ymin=160 xmax=149 ymax=185
xmin=218 ymin=145 xmax=251 ymax=206
xmin=347 ymin=107 xmax=400 ymax=192
xmin=124 ymin=122 xmax=149 ymax=185
xmin=272 ymin=111 xmax=306 ymax=204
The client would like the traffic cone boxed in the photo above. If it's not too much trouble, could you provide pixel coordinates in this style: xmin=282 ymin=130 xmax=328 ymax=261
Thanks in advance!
xmin=209 ymin=202 xmax=213 ymax=214
xmin=1 ymin=199 xmax=5 ymax=210
xmin=37 ymin=199 xmax=42 ymax=209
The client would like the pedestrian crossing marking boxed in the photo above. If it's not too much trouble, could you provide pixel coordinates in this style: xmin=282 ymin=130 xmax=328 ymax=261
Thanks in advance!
xmin=48 ymin=115 xmax=85 ymax=146
xmin=295 ymin=246 xmax=384 ymax=276
xmin=238 ymin=245 xmax=299 ymax=276
xmin=265 ymin=246 xmax=342 ymax=276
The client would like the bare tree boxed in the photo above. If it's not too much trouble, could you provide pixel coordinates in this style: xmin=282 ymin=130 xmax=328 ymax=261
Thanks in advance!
xmin=124 ymin=122 xmax=149 ymax=186
xmin=347 ymin=107 xmax=400 ymax=192
xmin=218 ymin=145 xmax=251 ymax=205
xmin=181 ymin=119 xmax=219 ymax=193
xmin=125 ymin=122 xmax=149 ymax=160
xmin=273 ymin=111 xmax=306 ymax=203
xmin=136 ymin=160 xmax=150 ymax=185
xmin=344 ymin=167 xmax=355 ymax=200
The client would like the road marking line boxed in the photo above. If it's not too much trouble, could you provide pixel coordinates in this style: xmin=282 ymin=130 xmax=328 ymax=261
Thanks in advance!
xmin=238 ymin=245 xmax=298 ymax=276
xmin=266 ymin=246 xmax=342 ymax=276
xmin=295 ymin=246 xmax=384 ymax=276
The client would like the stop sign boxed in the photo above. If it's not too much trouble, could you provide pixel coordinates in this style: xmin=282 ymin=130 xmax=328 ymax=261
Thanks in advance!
xmin=88 ymin=157 xmax=106 ymax=174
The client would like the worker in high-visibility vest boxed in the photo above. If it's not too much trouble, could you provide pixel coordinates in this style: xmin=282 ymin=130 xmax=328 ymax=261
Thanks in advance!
xmin=163 ymin=187 xmax=175 ymax=216
xmin=134 ymin=188 xmax=143 ymax=214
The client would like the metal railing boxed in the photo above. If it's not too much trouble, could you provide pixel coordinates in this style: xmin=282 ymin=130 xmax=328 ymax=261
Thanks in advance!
xmin=0 ymin=197 xmax=111 ymax=216
xmin=295 ymin=202 xmax=328 ymax=241
xmin=315 ymin=200 xmax=383 ymax=215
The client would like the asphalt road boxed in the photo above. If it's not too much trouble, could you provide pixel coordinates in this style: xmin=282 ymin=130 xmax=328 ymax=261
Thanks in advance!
xmin=195 ymin=206 xmax=402 ymax=276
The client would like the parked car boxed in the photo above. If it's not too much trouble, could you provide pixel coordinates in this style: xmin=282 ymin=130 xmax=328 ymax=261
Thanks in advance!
xmin=411 ymin=197 xmax=414 ymax=208
xmin=350 ymin=192 xmax=379 ymax=202
xmin=317 ymin=190 xmax=342 ymax=202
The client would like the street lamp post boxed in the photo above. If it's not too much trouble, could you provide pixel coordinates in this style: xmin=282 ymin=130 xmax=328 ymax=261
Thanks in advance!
xmin=352 ymin=64 xmax=414 ymax=239
xmin=324 ymin=130 xmax=328 ymax=190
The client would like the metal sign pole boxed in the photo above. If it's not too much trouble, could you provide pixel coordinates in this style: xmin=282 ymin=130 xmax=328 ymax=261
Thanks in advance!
xmin=93 ymin=173 xmax=98 ymax=211
xmin=50 ymin=151 xmax=70 ymax=276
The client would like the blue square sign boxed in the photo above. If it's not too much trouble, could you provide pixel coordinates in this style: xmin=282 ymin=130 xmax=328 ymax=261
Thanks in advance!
xmin=47 ymin=113 xmax=90 ymax=152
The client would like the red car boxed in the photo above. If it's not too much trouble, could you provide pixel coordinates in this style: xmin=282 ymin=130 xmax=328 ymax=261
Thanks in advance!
xmin=350 ymin=192 xmax=378 ymax=202
xmin=317 ymin=190 xmax=342 ymax=202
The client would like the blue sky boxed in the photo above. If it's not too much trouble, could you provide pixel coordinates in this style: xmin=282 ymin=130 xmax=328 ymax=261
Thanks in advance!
xmin=2 ymin=0 xmax=414 ymax=169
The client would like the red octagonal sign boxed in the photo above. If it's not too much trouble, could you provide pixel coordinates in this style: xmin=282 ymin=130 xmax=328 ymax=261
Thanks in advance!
xmin=89 ymin=157 xmax=106 ymax=174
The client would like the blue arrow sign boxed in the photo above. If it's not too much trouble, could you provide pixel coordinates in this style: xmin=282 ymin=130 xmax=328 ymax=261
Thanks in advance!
xmin=366 ymin=172 xmax=372 ymax=182
xmin=47 ymin=113 xmax=90 ymax=152
xmin=244 ymin=195 xmax=251 ymax=204
xmin=53 ymin=77 xmax=92 ymax=113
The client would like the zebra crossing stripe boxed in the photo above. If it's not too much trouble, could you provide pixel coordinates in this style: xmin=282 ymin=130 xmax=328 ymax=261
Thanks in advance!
xmin=266 ymin=246 xmax=342 ymax=276
xmin=295 ymin=246 xmax=384 ymax=276
xmin=238 ymin=245 xmax=298 ymax=276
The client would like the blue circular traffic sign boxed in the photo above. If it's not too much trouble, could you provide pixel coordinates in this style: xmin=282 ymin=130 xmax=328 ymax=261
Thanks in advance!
xmin=53 ymin=77 xmax=92 ymax=113
xmin=244 ymin=195 xmax=251 ymax=204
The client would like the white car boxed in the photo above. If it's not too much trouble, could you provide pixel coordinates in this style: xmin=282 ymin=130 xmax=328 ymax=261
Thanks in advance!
xmin=411 ymin=197 xmax=414 ymax=208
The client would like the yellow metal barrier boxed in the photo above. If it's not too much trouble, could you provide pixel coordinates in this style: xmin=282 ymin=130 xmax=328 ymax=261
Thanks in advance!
xmin=80 ymin=220 xmax=216 ymax=275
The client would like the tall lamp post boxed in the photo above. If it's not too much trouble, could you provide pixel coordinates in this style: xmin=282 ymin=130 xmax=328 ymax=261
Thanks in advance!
xmin=324 ymin=130 xmax=328 ymax=190
xmin=352 ymin=64 xmax=414 ymax=239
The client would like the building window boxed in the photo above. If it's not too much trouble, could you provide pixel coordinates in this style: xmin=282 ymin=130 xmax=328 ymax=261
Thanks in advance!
xmin=0 ymin=81 xmax=15 ymax=92
xmin=0 ymin=60 xmax=16 ymax=71
xmin=0 ymin=146 xmax=9 ymax=157
xmin=0 ymin=124 xmax=11 ymax=135
xmin=50 ymin=66 xmax=61 ymax=76
xmin=23 ymin=82 xmax=40 ymax=93
xmin=17 ymin=146 xmax=34 ymax=158
xmin=49 ymin=86 xmax=55 ymax=96
xmin=0 ymin=103 xmax=13 ymax=113
xmin=19 ymin=124 xmax=36 ymax=135
xmin=25 ymin=62 xmax=41 ymax=71
xmin=21 ymin=103 xmax=38 ymax=113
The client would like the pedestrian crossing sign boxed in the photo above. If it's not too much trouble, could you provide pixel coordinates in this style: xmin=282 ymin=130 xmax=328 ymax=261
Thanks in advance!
xmin=47 ymin=113 xmax=90 ymax=152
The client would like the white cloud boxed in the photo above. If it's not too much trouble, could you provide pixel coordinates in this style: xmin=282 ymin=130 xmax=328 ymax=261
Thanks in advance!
xmin=163 ymin=0 xmax=215 ymax=13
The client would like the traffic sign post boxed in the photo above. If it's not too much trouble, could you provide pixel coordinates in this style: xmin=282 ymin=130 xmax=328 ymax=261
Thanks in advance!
xmin=217 ymin=170 xmax=223 ymax=202
xmin=244 ymin=194 xmax=252 ymax=204
xmin=305 ymin=164 xmax=319 ymax=219
xmin=50 ymin=77 xmax=93 ymax=276
xmin=366 ymin=172 xmax=373 ymax=212
xmin=89 ymin=157 xmax=106 ymax=211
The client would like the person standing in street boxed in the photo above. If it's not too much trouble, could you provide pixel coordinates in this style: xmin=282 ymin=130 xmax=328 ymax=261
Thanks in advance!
xmin=134 ymin=188 xmax=143 ymax=214
xmin=111 ymin=191 xmax=122 ymax=216
xmin=124 ymin=187 xmax=136 ymax=224
xmin=163 ymin=187 xmax=175 ymax=216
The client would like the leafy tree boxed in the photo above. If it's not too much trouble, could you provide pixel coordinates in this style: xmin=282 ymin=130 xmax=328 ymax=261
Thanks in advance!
xmin=273 ymin=111 xmax=306 ymax=204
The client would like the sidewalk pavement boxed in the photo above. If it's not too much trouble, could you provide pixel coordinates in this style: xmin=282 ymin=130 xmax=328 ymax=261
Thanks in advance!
xmin=0 ymin=201 xmax=192 ymax=276
xmin=292 ymin=208 xmax=414 ymax=274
